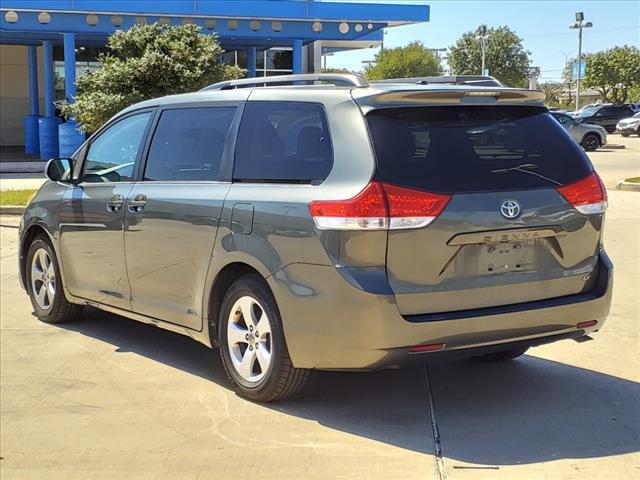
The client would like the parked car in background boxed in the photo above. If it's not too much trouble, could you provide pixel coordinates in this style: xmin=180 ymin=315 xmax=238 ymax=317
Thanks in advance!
xmin=573 ymin=104 xmax=636 ymax=132
xmin=18 ymin=74 xmax=612 ymax=402
xmin=616 ymin=112 xmax=640 ymax=137
xmin=550 ymin=111 xmax=607 ymax=151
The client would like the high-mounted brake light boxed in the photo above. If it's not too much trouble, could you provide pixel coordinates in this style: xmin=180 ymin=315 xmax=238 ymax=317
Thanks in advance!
xmin=556 ymin=172 xmax=608 ymax=215
xmin=309 ymin=182 xmax=451 ymax=230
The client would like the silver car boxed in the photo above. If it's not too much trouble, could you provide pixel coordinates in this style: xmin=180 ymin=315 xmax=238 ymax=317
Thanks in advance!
xmin=19 ymin=74 xmax=613 ymax=402
xmin=617 ymin=112 xmax=640 ymax=137
xmin=551 ymin=111 xmax=607 ymax=151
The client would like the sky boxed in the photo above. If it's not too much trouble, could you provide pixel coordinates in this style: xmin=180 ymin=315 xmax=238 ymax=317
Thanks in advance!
xmin=326 ymin=0 xmax=640 ymax=82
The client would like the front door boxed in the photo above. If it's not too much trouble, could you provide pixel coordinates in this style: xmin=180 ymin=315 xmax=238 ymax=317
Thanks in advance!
xmin=124 ymin=105 xmax=238 ymax=329
xmin=59 ymin=110 xmax=154 ymax=309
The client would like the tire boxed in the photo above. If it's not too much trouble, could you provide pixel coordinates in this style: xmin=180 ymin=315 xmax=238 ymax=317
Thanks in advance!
xmin=621 ymin=132 xmax=630 ymax=137
xmin=26 ymin=236 xmax=83 ymax=324
xmin=218 ymin=274 xmax=309 ymax=402
xmin=479 ymin=347 xmax=529 ymax=362
xmin=581 ymin=133 xmax=600 ymax=151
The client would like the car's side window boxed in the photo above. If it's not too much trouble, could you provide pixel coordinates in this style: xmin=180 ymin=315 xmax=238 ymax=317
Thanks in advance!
xmin=83 ymin=112 xmax=152 ymax=183
xmin=596 ymin=108 xmax=611 ymax=117
xmin=233 ymin=102 xmax=333 ymax=183
xmin=144 ymin=107 xmax=236 ymax=182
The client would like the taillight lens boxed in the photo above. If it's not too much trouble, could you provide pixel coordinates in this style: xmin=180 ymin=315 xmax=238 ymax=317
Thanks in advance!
xmin=556 ymin=172 xmax=608 ymax=215
xmin=309 ymin=182 xmax=451 ymax=230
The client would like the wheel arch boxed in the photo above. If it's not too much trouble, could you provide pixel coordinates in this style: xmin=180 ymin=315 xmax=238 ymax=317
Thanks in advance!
xmin=206 ymin=262 xmax=271 ymax=347
xmin=19 ymin=223 xmax=55 ymax=290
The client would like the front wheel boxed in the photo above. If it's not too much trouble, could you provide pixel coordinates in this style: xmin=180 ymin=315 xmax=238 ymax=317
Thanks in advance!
xmin=620 ymin=132 xmax=630 ymax=137
xmin=218 ymin=274 xmax=309 ymax=402
xmin=581 ymin=133 xmax=600 ymax=151
xmin=26 ymin=236 xmax=83 ymax=323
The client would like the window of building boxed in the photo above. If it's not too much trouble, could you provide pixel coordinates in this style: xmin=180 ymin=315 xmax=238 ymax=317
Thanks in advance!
xmin=220 ymin=47 xmax=293 ymax=77
xmin=144 ymin=107 xmax=236 ymax=181
xmin=234 ymin=102 xmax=333 ymax=183
xmin=83 ymin=111 xmax=151 ymax=183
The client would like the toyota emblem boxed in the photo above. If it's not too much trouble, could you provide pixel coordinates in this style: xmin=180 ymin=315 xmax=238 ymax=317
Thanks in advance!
xmin=500 ymin=200 xmax=521 ymax=219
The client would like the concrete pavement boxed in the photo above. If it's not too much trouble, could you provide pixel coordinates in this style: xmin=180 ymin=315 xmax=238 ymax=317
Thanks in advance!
xmin=1 ymin=139 xmax=639 ymax=480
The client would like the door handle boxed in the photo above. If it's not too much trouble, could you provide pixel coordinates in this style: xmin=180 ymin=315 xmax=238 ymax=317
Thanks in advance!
xmin=107 ymin=194 xmax=125 ymax=213
xmin=128 ymin=194 xmax=147 ymax=213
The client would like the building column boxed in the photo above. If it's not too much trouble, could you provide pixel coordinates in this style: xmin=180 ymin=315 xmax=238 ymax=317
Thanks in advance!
xmin=58 ymin=32 xmax=85 ymax=157
xmin=247 ymin=47 xmax=257 ymax=78
xmin=38 ymin=40 xmax=60 ymax=160
xmin=292 ymin=39 xmax=303 ymax=74
xmin=24 ymin=46 xmax=40 ymax=155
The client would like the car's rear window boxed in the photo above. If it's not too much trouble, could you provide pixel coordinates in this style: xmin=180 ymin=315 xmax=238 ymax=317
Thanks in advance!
xmin=367 ymin=106 xmax=592 ymax=194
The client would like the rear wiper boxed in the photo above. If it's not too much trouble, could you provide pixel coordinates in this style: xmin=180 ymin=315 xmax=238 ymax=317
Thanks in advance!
xmin=491 ymin=163 xmax=561 ymax=186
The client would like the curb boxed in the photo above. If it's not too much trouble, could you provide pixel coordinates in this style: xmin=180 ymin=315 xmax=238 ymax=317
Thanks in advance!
xmin=616 ymin=181 xmax=640 ymax=192
xmin=0 ymin=162 xmax=46 ymax=174
xmin=0 ymin=205 xmax=25 ymax=215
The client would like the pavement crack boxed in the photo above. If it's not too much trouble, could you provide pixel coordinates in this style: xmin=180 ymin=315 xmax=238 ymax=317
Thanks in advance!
xmin=423 ymin=362 xmax=447 ymax=480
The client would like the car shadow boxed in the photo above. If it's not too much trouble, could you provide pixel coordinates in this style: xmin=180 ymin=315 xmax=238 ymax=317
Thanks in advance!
xmin=59 ymin=307 xmax=640 ymax=466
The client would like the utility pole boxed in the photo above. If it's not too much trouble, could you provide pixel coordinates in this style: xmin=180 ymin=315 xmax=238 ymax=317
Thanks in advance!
xmin=476 ymin=25 xmax=491 ymax=76
xmin=569 ymin=12 xmax=593 ymax=112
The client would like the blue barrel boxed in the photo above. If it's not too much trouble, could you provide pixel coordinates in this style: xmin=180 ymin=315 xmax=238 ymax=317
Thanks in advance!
xmin=38 ymin=116 xmax=61 ymax=160
xmin=58 ymin=120 xmax=85 ymax=158
xmin=23 ymin=114 xmax=41 ymax=155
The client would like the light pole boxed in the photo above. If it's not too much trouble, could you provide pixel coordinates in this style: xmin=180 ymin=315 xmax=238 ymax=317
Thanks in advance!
xmin=476 ymin=25 xmax=491 ymax=76
xmin=569 ymin=12 xmax=593 ymax=112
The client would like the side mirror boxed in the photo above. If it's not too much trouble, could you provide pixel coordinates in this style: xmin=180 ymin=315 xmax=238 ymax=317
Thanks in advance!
xmin=45 ymin=158 xmax=75 ymax=183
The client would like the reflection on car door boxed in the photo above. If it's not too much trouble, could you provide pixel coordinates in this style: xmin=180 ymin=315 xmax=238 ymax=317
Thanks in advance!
xmin=124 ymin=105 xmax=238 ymax=330
xmin=58 ymin=110 xmax=153 ymax=309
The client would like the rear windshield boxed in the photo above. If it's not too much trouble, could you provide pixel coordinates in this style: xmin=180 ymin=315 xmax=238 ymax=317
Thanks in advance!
xmin=367 ymin=106 xmax=592 ymax=194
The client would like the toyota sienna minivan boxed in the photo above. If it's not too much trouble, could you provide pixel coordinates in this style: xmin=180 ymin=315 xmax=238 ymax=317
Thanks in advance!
xmin=19 ymin=74 xmax=613 ymax=402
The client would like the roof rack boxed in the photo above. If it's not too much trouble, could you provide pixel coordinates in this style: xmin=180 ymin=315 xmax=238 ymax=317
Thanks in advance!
xmin=200 ymin=73 xmax=369 ymax=91
xmin=369 ymin=75 xmax=504 ymax=87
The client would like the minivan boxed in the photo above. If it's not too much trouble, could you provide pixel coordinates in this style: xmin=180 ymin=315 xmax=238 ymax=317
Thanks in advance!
xmin=19 ymin=74 xmax=613 ymax=401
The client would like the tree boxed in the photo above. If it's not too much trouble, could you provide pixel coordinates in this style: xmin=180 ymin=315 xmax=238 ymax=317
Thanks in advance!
xmin=584 ymin=45 xmax=640 ymax=104
xmin=61 ymin=24 xmax=243 ymax=132
xmin=448 ymin=25 xmax=531 ymax=87
xmin=321 ymin=67 xmax=356 ymax=74
xmin=364 ymin=41 xmax=442 ymax=81
xmin=539 ymin=82 xmax=565 ymax=106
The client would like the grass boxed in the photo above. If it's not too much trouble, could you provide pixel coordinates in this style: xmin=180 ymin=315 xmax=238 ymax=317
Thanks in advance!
xmin=625 ymin=177 xmax=640 ymax=184
xmin=0 ymin=189 xmax=37 ymax=206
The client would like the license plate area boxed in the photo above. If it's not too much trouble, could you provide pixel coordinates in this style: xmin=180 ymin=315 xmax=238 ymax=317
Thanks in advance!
xmin=481 ymin=241 xmax=535 ymax=274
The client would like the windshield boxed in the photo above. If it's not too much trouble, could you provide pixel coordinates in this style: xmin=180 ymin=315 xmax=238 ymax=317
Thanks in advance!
xmin=576 ymin=106 xmax=601 ymax=118
xmin=367 ymin=106 xmax=593 ymax=194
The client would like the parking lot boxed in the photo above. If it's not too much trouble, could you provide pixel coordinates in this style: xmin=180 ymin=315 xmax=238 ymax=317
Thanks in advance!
xmin=1 ymin=135 xmax=639 ymax=480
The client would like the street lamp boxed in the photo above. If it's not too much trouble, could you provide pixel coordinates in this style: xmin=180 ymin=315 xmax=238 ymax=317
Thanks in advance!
xmin=569 ymin=12 xmax=593 ymax=111
xmin=476 ymin=25 xmax=491 ymax=76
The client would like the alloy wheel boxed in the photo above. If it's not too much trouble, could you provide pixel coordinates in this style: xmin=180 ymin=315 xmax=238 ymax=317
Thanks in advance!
xmin=226 ymin=296 xmax=273 ymax=382
xmin=31 ymin=248 xmax=56 ymax=310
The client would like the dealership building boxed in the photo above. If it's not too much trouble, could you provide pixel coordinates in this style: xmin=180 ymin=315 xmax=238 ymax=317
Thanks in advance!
xmin=0 ymin=0 xmax=429 ymax=159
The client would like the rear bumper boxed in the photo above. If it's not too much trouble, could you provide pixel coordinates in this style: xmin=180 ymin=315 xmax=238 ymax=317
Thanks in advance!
xmin=268 ymin=250 xmax=613 ymax=370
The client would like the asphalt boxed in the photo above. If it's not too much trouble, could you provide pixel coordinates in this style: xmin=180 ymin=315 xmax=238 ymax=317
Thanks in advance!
xmin=1 ymin=137 xmax=639 ymax=479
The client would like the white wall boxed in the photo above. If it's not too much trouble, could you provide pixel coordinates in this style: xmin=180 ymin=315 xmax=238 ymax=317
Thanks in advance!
xmin=0 ymin=45 xmax=45 ymax=147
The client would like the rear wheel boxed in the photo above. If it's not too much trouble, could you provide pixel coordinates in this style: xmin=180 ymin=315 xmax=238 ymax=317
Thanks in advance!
xmin=218 ymin=274 xmax=309 ymax=402
xmin=581 ymin=133 xmax=600 ymax=151
xmin=479 ymin=347 xmax=529 ymax=362
xmin=26 ymin=236 xmax=83 ymax=323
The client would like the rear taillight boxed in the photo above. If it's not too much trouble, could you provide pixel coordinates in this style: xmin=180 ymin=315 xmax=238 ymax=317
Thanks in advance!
xmin=556 ymin=172 xmax=608 ymax=215
xmin=309 ymin=182 xmax=451 ymax=230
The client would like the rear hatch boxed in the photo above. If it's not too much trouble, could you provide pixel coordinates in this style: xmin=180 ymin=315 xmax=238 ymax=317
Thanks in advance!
xmin=366 ymin=105 xmax=606 ymax=316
